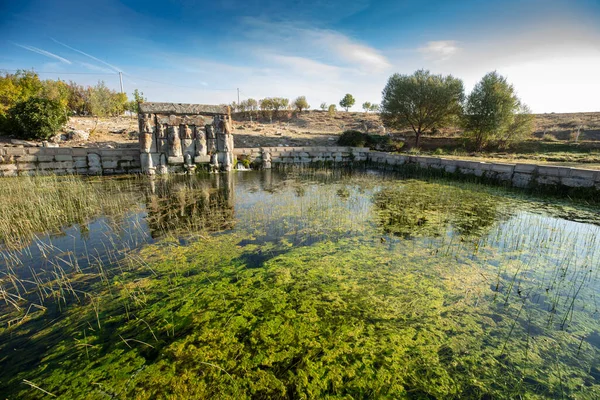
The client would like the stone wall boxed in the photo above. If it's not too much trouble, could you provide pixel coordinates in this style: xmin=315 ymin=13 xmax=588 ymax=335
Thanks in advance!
xmin=367 ymin=152 xmax=600 ymax=192
xmin=0 ymin=146 xmax=141 ymax=177
xmin=1 ymin=142 xmax=599 ymax=195
xmin=234 ymin=146 xmax=370 ymax=168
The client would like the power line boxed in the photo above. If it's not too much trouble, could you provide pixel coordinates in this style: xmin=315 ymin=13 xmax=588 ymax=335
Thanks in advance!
xmin=1 ymin=68 xmax=241 ymax=94
xmin=123 ymin=73 xmax=237 ymax=92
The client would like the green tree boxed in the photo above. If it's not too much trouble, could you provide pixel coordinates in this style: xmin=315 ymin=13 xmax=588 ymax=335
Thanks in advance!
xmin=66 ymin=81 xmax=89 ymax=115
xmin=41 ymin=79 xmax=70 ymax=110
xmin=381 ymin=69 xmax=464 ymax=147
xmin=294 ymin=96 xmax=310 ymax=112
xmin=339 ymin=93 xmax=355 ymax=111
xmin=89 ymin=81 xmax=128 ymax=116
xmin=370 ymin=103 xmax=380 ymax=113
xmin=127 ymin=89 xmax=146 ymax=114
xmin=8 ymin=97 xmax=68 ymax=139
xmin=320 ymin=102 xmax=327 ymax=111
xmin=362 ymin=101 xmax=372 ymax=113
xmin=260 ymin=98 xmax=274 ymax=120
xmin=0 ymin=70 xmax=43 ymax=115
xmin=463 ymin=71 xmax=532 ymax=150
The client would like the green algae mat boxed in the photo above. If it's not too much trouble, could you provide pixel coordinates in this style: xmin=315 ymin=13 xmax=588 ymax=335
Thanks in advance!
xmin=1 ymin=170 xmax=600 ymax=399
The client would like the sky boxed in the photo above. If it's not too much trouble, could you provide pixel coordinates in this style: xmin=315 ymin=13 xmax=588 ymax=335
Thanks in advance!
xmin=1 ymin=0 xmax=599 ymax=113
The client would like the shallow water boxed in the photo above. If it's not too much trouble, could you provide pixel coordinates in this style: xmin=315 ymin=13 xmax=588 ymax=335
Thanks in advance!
xmin=1 ymin=170 xmax=600 ymax=399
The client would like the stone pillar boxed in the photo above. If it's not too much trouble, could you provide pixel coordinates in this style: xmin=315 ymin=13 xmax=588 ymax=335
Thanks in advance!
xmin=180 ymin=124 xmax=195 ymax=157
xmin=210 ymin=153 xmax=219 ymax=173
xmin=141 ymin=153 xmax=156 ymax=175
xmin=139 ymin=113 xmax=155 ymax=153
xmin=194 ymin=125 xmax=207 ymax=156
xmin=262 ymin=150 xmax=272 ymax=169
xmin=168 ymin=125 xmax=182 ymax=158
xmin=157 ymin=154 xmax=168 ymax=175
xmin=156 ymin=122 xmax=168 ymax=154
xmin=206 ymin=124 xmax=217 ymax=154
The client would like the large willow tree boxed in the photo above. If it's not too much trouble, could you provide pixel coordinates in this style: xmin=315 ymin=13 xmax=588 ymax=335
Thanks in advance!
xmin=380 ymin=70 xmax=464 ymax=147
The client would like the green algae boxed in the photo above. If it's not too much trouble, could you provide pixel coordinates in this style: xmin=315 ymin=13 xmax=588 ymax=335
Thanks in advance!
xmin=1 ymin=170 xmax=600 ymax=399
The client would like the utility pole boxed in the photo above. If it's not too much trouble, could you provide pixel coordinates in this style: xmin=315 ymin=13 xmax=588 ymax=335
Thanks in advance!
xmin=237 ymin=88 xmax=240 ymax=105
xmin=119 ymin=72 xmax=124 ymax=94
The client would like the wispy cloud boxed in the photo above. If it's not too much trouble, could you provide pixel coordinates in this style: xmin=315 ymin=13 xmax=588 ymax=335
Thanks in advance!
xmin=51 ymin=38 xmax=123 ymax=72
xmin=12 ymin=43 xmax=72 ymax=64
xmin=239 ymin=17 xmax=391 ymax=73
xmin=79 ymin=62 xmax=114 ymax=74
xmin=418 ymin=41 xmax=460 ymax=61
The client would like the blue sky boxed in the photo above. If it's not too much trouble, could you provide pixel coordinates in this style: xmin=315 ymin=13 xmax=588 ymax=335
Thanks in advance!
xmin=1 ymin=0 xmax=599 ymax=112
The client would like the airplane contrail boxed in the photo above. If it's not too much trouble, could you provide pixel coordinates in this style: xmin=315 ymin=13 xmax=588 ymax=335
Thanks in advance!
xmin=13 ymin=43 xmax=72 ymax=64
xmin=51 ymin=38 xmax=123 ymax=72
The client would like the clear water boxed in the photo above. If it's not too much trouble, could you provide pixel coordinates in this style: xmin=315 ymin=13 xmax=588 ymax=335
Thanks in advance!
xmin=1 ymin=170 xmax=600 ymax=399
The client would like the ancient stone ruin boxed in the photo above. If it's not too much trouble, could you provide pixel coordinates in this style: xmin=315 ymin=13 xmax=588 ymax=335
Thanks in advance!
xmin=138 ymin=102 xmax=235 ymax=174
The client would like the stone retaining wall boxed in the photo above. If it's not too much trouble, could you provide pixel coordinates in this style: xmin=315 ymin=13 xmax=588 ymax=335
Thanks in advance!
xmin=368 ymin=152 xmax=600 ymax=191
xmin=234 ymin=146 xmax=370 ymax=166
xmin=0 ymin=146 xmax=141 ymax=176
xmin=1 ymin=144 xmax=599 ymax=194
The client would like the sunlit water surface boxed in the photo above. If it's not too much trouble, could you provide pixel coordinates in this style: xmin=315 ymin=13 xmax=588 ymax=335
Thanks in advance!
xmin=1 ymin=170 xmax=600 ymax=399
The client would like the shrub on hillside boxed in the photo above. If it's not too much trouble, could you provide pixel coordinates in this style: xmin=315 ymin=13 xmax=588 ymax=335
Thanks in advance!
xmin=7 ymin=97 xmax=68 ymax=139
xmin=338 ymin=130 xmax=404 ymax=152
xmin=338 ymin=130 xmax=367 ymax=147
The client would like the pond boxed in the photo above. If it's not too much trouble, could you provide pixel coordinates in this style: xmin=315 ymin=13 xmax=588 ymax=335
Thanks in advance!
xmin=1 ymin=169 xmax=600 ymax=399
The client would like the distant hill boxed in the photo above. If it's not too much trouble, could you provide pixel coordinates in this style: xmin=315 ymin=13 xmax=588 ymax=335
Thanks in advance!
xmin=233 ymin=110 xmax=600 ymax=140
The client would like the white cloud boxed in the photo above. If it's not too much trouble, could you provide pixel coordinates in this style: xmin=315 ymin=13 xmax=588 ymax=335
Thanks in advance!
xmin=238 ymin=17 xmax=391 ymax=73
xmin=418 ymin=41 xmax=460 ymax=61
xmin=13 ymin=43 xmax=72 ymax=64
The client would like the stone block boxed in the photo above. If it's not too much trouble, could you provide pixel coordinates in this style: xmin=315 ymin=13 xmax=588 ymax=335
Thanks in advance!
xmin=537 ymin=166 xmax=571 ymax=177
xmin=168 ymin=156 xmax=184 ymax=164
xmin=17 ymin=155 xmax=38 ymax=162
xmin=0 ymin=164 xmax=17 ymax=172
xmin=194 ymin=155 xmax=211 ymax=163
xmin=512 ymin=173 xmax=533 ymax=188
xmin=444 ymin=164 xmax=457 ymax=173
xmin=26 ymin=148 xmax=42 ymax=155
xmin=5 ymin=148 xmax=26 ymax=156
xmin=514 ymin=163 xmax=537 ymax=173
xmin=39 ymin=161 xmax=73 ymax=170
xmin=37 ymin=155 xmax=54 ymax=162
xmin=102 ymin=160 xmax=119 ymax=169
xmin=569 ymin=168 xmax=597 ymax=181
xmin=72 ymin=148 xmax=89 ymax=156
xmin=17 ymin=163 xmax=37 ymax=170
xmin=490 ymin=163 xmax=515 ymax=174
xmin=55 ymin=154 xmax=73 ymax=162
xmin=561 ymin=177 xmax=595 ymax=188
xmin=536 ymin=175 xmax=560 ymax=185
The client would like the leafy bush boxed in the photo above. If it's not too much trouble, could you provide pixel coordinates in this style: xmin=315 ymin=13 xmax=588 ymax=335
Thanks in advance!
xmin=338 ymin=130 xmax=404 ymax=152
xmin=338 ymin=130 xmax=367 ymax=147
xmin=7 ymin=97 xmax=68 ymax=139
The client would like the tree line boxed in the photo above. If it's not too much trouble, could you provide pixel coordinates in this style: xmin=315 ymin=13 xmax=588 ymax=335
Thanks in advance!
xmin=380 ymin=70 xmax=533 ymax=150
xmin=0 ymin=70 xmax=146 ymax=139
xmin=231 ymin=94 xmax=380 ymax=118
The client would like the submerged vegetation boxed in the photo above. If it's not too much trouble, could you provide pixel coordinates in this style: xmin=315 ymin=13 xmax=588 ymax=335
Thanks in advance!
xmin=1 ymin=170 xmax=600 ymax=398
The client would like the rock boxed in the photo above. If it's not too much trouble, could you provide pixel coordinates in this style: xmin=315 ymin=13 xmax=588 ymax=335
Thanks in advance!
xmin=50 ymin=134 xmax=63 ymax=143
xmin=42 ymin=141 xmax=59 ymax=148
xmin=10 ymin=139 xmax=38 ymax=147
xmin=69 ymin=129 xmax=90 ymax=141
